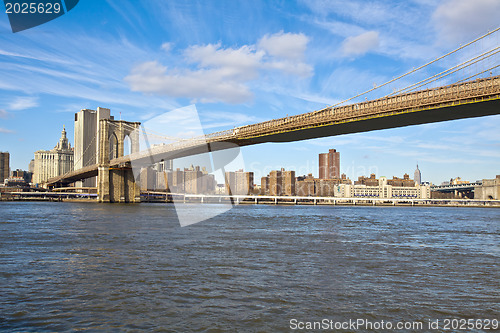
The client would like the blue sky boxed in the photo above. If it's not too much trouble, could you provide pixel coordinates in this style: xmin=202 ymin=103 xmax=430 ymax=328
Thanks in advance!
xmin=0 ymin=0 xmax=499 ymax=184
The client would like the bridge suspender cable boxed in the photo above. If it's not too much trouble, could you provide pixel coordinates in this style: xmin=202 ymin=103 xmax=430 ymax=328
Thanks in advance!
xmin=72 ymin=129 xmax=97 ymax=168
xmin=387 ymin=47 xmax=500 ymax=96
xmin=329 ymin=26 xmax=500 ymax=108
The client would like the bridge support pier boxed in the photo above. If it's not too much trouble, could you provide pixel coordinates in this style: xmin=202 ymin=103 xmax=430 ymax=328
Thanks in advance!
xmin=97 ymin=118 xmax=141 ymax=203
xmin=97 ymin=166 xmax=110 ymax=203
xmin=98 ymin=165 xmax=140 ymax=203
xmin=110 ymin=166 xmax=141 ymax=203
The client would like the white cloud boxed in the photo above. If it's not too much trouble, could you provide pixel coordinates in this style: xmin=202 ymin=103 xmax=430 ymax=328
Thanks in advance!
xmin=303 ymin=0 xmax=440 ymax=62
xmin=264 ymin=60 xmax=313 ymax=77
xmin=0 ymin=48 xmax=74 ymax=66
xmin=185 ymin=44 xmax=263 ymax=81
xmin=258 ymin=31 xmax=309 ymax=60
xmin=125 ymin=61 xmax=254 ymax=104
xmin=311 ymin=19 xmax=365 ymax=39
xmin=125 ymin=33 xmax=313 ymax=104
xmin=0 ymin=109 xmax=8 ymax=118
xmin=0 ymin=127 xmax=14 ymax=133
xmin=8 ymin=96 xmax=38 ymax=110
xmin=161 ymin=42 xmax=173 ymax=52
xmin=341 ymin=31 xmax=380 ymax=57
xmin=300 ymin=0 xmax=385 ymax=21
xmin=433 ymin=0 xmax=500 ymax=44
xmin=0 ymin=29 xmax=182 ymax=116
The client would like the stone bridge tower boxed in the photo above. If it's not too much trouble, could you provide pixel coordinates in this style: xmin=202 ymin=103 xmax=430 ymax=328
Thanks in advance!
xmin=97 ymin=119 xmax=141 ymax=203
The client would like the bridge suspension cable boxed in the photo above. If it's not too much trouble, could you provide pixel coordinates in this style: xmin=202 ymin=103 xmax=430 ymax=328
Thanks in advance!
xmin=72 ymin=129 xmax=97 ymax=167
xmin=330 ymin=26 xmax=500 ymax=108
xmin=110 ymin=120 xmax=188 ymax=143
xmin=387 ymin=47 xmax=500 ymax=97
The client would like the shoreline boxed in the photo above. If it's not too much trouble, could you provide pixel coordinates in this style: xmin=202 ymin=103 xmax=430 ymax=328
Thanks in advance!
xmin=2 ymin=196 xmax=499 ymax=208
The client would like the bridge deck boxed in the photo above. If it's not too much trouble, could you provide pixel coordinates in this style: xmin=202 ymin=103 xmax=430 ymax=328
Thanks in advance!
xmin=229 ymin=75 xmax=500 ymax=143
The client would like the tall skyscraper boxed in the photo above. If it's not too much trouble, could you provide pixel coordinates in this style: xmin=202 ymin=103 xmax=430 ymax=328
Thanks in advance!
xmin=225 ymin=169 xmax=254 ymax=195
xmin=319 ymin=153 xmax=328 ymax=179
xmin=414 ymin=164 xmax=422 ymax=185
xmin=156 ymin=159 xmax=173 ymax=172
xmin=269 ymin=169 xmax=283 ymax=196
xmin=33 ymin=126 xmax=74 ymax=184
xmin=74 ymin=107 xmax=112 ymax=187
xmin=261 ymin=176 xmax=269 ymax=195
xmin=327 ymin=149 xmax=340 ymax=179
xmin=171 ymin=168 xmax=185 ymax=193
xmin=282 ymin=169 xmax=295 ymax=196
xmin=140 ymin=166 xmax=157 ymax=191
xmin=184 ymin=165 xmax=215 ymax=194
xmin=0 ymin=151 xmax=9 ymax=184
xmin=263 ymin=168 xmax=295 ymax=196
xmin=224 ymin=171 xmax=236 ymax=195
xmin=28 ymin=159 xmax=35 ymax=174
xmin=319 ymin=149 xmax=340 ymax=179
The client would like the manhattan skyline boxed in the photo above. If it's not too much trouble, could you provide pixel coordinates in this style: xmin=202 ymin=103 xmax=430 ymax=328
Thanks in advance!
xmin=0 ymin=0 xmax=499 ymax=185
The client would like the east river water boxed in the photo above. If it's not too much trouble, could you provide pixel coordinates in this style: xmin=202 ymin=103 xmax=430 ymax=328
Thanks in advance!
xmin=0 ymin=202 xmax=498 ymax=332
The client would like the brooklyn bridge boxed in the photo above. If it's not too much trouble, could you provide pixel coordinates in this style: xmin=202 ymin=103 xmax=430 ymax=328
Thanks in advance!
xmin=45 ymin=28 xmax=500 ymax=202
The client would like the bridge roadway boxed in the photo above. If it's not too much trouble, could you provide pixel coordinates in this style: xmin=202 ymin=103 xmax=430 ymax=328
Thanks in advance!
xmin=48 ymin=75 xmax=500 ymax=185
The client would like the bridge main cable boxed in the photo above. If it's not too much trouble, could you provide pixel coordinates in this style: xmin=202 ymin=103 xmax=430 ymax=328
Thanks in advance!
xmin=331 ymin=26 xmax=500 ymax=107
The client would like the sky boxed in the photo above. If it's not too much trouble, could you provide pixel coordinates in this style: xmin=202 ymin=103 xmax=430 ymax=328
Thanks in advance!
xmin=0 ymin=0 xmax=499 ymax=185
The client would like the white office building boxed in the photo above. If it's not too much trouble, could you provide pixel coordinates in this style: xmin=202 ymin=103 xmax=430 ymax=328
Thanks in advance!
xmin=334 ymin=176 xmax=431 ymax=199
xmin=33 ymin=126 xmax=74 ymax=185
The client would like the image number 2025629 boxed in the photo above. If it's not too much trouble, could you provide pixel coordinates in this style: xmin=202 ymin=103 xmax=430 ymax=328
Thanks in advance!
xmin=3 ymin=0 xmax=79 ymax=32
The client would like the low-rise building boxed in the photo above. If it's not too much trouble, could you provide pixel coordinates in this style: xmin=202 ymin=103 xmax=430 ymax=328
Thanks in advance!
xmin=355 ymin=173 xmax=379 ymax=186
xmin=296 ymin=173 xmax=317 ymax=196
xmin=387 ymin=173 xmax=418 ymax=187
xmin=215 ymin=184 xmax=226 ymax=195
xmin=334 ymin=176 xmax=431 ymax=199
xmin=9 ymin=169 xmax=32 ymax=185
xmin=474 ymin=175 xmax=500 ymax=200
xmin=296 ymin=173 xmax=351 ymax=196
xmin=262 ymin=168 xmax=295 ymax=196
xmin=140 ymin=164 xmax=216 ymax=194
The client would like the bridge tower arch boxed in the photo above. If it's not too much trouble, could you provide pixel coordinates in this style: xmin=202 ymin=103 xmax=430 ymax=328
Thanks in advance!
xmin=109 ymin=132 xmax=118 ymax=160
xmin=97 ymin=119 xmax=141 ymax=203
